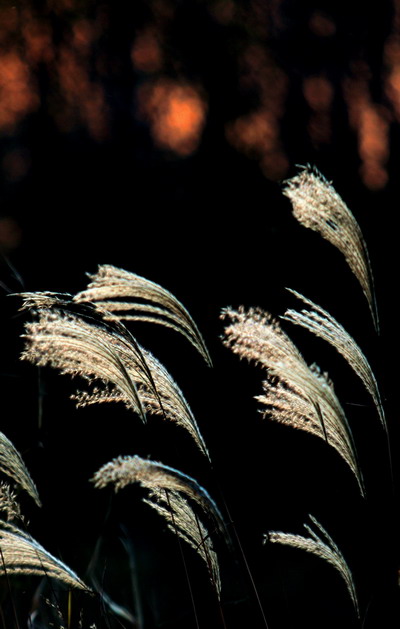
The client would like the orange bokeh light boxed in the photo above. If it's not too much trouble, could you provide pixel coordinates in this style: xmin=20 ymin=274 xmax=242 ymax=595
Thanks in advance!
xmin=344 ymin=76 xmax=389 ymax=190
xmin=131 ymin=29 xmax=163 ymax=73
xmin=22 ymin=17 xmax=54 ymax=65
xmin=303 ymin=75 xmax=333 ymax=146
xmin=0 ymin=51 xmax=39 ymax=132
xmin=309 ymin=11 xmax=336 ymax=37
xmin=56 ymin=44 xmax=108 ymax=140
xmin=138 ymin=80 xmax=207 ymax=156
xmin=359 ymin=104 xmax=389 ymax=189
xmin=227 ymin=44 xmax=288 ymax=180
xmin=303 ymin=75 xmax=333 ymax=111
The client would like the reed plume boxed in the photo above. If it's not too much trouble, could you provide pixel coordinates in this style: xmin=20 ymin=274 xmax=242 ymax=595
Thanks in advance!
xmin=20 ymin=294 xmax=210 ymax=459
xmin=222 ymin=306 xmax=364 ymax=495
xmin=0 ymin=483 xmax=24 ymax=522
xmin=74 ymin=265 xmax=212 ymax=366
xmin=92 ymin=455 xmax=225 ymax=537
xmin=283 ymin=166 xmax=379 ymax=332
xmin=146 ymin=487 xmax=221 ymax=598
xmin=0 ymin=519 xmax=90 ymax=591
xmin=282 ymin=289 xmax=386 ymax=431
xmin=0 ymin=431 xmax=41 ymax=507
xmin=92 ymin=455 xmax=224 ymax=597
xmin=266 ymin=515 xmax=359 ymax=617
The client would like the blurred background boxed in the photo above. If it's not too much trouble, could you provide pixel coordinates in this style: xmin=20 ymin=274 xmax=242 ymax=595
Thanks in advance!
xmin=0 ymin=0 xmax=398 ymax=627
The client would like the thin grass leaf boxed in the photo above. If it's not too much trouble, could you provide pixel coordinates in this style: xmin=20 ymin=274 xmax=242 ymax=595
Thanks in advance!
xmin=0 ymin=432 xmax=41 ymax=507
xmin=20 ymin=294 xmax=210 ymax=459
xmin=0 ymin=520 xmax=90 ymax=591
xmin=266 ymin=515 xmax=359 ymax=617
xmin=282 ymin=288 xmax=386 ymax=431
xmin=222 ymin=306 xmax=364 ymax=496
xmin=283 ymin=165 xmax=379 ymax=332
xmin=92 ymin=455 xmax=224 ymax=597
xmin=74 ymin=265 xmax=212 ymax=366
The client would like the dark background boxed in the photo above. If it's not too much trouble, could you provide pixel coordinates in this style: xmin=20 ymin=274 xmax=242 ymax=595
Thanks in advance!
xmin=0 ymin=1 xmax=398 ymax=627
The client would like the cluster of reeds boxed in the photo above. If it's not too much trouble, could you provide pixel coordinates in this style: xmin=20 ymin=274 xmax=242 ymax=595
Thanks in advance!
xmin=0 ymin=166 xmax=394 ymax=627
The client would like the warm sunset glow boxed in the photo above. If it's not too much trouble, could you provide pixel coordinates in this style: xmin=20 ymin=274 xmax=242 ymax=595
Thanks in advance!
xmin=227 ymin=109 xmax=275 ymax=154
xmin=131 ymin=28 xmax=163 ymax=73
xmin=56 ymin=45 xmax=108 ymax=140
xmin=303 ymin=76 xmax=333 ymax=111
xmin=303 ymin=75 xmax=333 ymax=146
xmin=309 ymin=11 xmax=336 ymax=37
xmin=22 ymin=17 xmax=54 ymax=65
xmin=344 ymin=76 xmax=389 ymax=190
xmin=0 ymin=1 xmax=396 ymax=193
xmin=384 ymin=38 xmax=400 ymax=123
xmin=138 ymin=80 xmax=207 ymax=156
xmin=359 ymin=105 xmax=389 ymax=189
xmin=0 ymin=51 xmax=39 ymax=132
xmin=72 ymin=19 xmax=94 ymax=53
xmin=0 ymin=6 xmax=18 ymax=42
xmin=385 ymin=64 xmax=400 ymax=118
xmin=48 ymin=0 xmax=76 ymax=14
xmin=227 ymin=44 xmax=288 ymax=180
xmin=226 ymin=109 xmax=288 ymax=179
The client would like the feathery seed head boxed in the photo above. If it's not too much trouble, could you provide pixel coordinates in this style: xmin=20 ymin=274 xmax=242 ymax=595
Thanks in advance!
xmin=0 ymin=520 xmax=90 ymax=591
xmin=74 ymin=264 xmax=212 ymax=366
xmin=20 ymin=294 xmax=210 ymax=459
xmin=92 ymin=455 xmax=225 ymax=597
xmin=222 ymin=306 xmax=364 ymax=495
xmin=283 ymin=165 xmax=379 ymax=332
xmin=267 ymin=515 xmax=359 ymax=617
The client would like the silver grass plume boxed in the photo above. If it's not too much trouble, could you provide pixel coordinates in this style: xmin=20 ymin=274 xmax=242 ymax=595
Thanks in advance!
xmin=222 ymin=306 xmax=364 ymax=496
xmin=20 ymin=293 xmax=147 ymax=422
xmin=74 ymin=265 xmax=212 ymax=366
xmin=0 ymin=519 xmax=90 ymax=591
xmin=265 ymin=515 xmax=359 ymax=617
xmin=283 ymin=166 xmax=379 ymax=333
xmin=20 ymin=294 xmax=210 ymax=460
xmin=92 ymin=455 xmax=226 ymax=537
xmin=146 ymin=488 xmax=221 ymax=598
xmin=0 ymin=483 xmax=24 ymax=522
xmin=75 ymin=344 xmax=210 ymax=460
xmin=282 ymin=289 xmax=386 ymax=431
xmin=92 ymin=455 xmax=225 ymax=597
xmin=0 ymin=431 xmax=41 ymax=507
